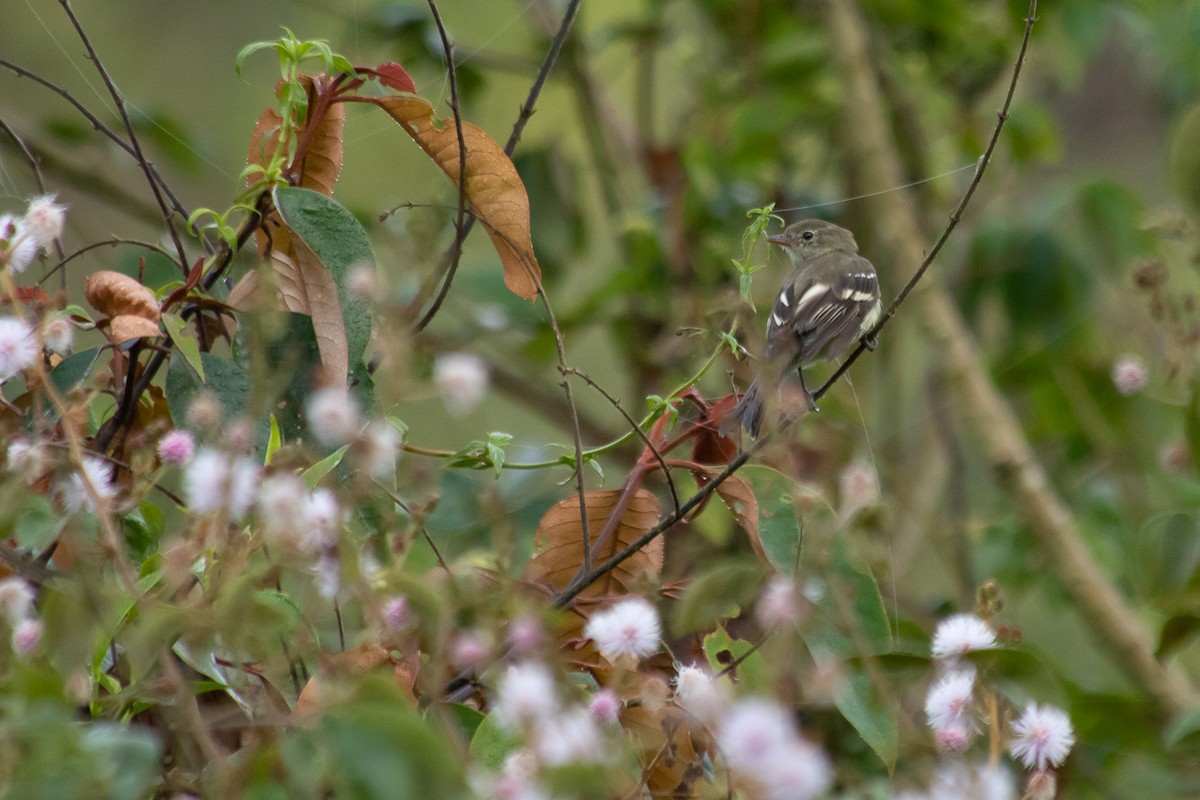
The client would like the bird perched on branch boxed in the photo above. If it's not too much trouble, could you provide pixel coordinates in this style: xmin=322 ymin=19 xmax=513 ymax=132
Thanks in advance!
xmin=725 ymin=219 xmax=882 ymax=437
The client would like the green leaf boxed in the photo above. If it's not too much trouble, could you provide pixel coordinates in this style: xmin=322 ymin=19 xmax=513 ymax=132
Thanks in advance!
xmin=829 ymin=536 xmax=892 ymax=654
xmin=166 ymin=351 xmax=251 ymax=427
xmin=162 ymin=312 xmax=205 ymax=381
xmin=80 ymin=724 xmax=163 ymax=800
xmin=739 ymin=465 xmax=833 ymax=575
xmin=265 ymin=414 xmax=283 ymax=466
xmin=1166 ymin=706 xmax=1200 ymax=748
xmin=303 ymin=445 xmax=349 ymax=489
xmin=832 ymin=671 xmax=898 ymax=772
xmin=12 ymin=495 xmax=66 ymax=551
xmin=469 ymin=712 xmax=520 ymax=771
xmin=672 ymin=560 xmax=763 ymax=636
xmin=273 ymin=186 xmax=375 ymax=376
xmin=702 ymin=626 xmax=769 ymax=693
xmin=49 ymin=346 xmax=101 ymax=395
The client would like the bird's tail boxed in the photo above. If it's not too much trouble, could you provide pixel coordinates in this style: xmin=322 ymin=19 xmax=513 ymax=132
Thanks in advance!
xmin=721 ymin=377 xmax=765 ymax=439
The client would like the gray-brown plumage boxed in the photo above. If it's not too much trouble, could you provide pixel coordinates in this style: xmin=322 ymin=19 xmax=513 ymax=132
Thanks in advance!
xmin=726 ymin=219 xmax=882 ymax=437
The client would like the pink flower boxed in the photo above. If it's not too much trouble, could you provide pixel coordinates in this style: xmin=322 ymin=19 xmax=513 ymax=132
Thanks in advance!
xmin=507 ymin=614 xmax=543 ymax=654
xmin=158 ymin=429 xmax=196 ymax=466
xmin=589 ymin=689 xmax=621 ymax=724
xmin=1111 ymin=355 xmax=1148 ymax=396
xmin=451 ymin=630 xmax=491 ymax=670
xmin=1008 ymin=703 xmax=1075 ymax=770
xmin=584 ymin=597 xmax=661 ymax=664
xmin=0 ymin=317 xmax=39 ymax=381
xmin=534 ymin=708 xmax=606 ymax=766
xmin=11 ymin=618 xmax=42 ymax=655
xmin=383 ymin=595 xmax=409 ymax=630
xmin=931 ymin=614 xmax=996 ymax=661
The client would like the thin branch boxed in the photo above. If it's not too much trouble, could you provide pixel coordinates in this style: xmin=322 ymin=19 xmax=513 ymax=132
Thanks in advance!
xmin=0 ymin=116 xmax=67 ymax=288
xmin=410 ymin=0 xmax=582 ymax=332
xmin=562 ymin=365 xmax=681 ymax=516
xmin=813 ymin=1 xmax=1035 ymax=402
xmin=413 ymin=0 xmax=471 ymax=333
xmin=40 ymin=237 xmax=176 ymax=285
xmin=57 ymin=0 xmax=190 ymax=277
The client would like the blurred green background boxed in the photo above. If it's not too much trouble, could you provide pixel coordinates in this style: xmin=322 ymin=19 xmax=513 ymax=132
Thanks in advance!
xmin=5 ymin=0 xmax=1200 ymax=795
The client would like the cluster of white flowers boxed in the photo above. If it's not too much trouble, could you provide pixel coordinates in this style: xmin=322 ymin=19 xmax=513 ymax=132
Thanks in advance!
xmin=0 ymin=577 xmax=43 ymax=657
xmin=481 ymin=660 xmax=622 ymax=799
xmin=185 ymin=447 xmax=260 ymax=521
xmin=583 ymin=596 xmax=661 ymax=666
xmin=0 ymin=195 xmax=64 ymax=275
xmin=922 ymin=612 xmax=1075 ymax=797
xmin=304 ymin=386 xmax=401 ymax=475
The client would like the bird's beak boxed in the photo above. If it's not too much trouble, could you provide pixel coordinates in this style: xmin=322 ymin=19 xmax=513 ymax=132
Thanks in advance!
xmin=766 ymin=233 xmax=789 ymax=246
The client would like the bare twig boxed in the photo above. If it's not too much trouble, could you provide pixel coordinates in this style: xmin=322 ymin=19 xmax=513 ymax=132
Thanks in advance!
xmin=813 ymin=0 xmax=1035 ymax=402
xmin=41 ymin=237 xmax=176 ymax=285
xmin=58 ymin=0 xmax=189 ymax=276
xmin=411 ymin=0 xmax=582 ymax=332
xmin=562 ymin=365 xmax=681 ymax=515
xmin=413 ymin=0 xmax=471 ymax=334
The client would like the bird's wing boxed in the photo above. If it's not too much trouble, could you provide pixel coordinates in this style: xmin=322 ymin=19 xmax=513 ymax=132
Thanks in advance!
xmin=766 ymin=254 xmax=879 ymax=363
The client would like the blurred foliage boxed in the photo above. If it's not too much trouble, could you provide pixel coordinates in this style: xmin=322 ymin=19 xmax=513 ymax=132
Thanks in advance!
xmin=2 ymin=0 xmax=1200 ymax=798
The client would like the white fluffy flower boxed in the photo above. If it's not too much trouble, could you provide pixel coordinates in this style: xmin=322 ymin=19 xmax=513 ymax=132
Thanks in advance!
xmin=6 ymin=439 xmax=48 ymax=484
xmin=931 ymin=614 xmax=996 ymax=661
xmin=433 ymin=352 xmax=489 ymax=416
xmin=756 ymin=575 xmax=805 ymax=628
xmin=718 ymin=698 xmax=831 ymax=800
xmin=589 ymin=689 xmax=621 ymax=724
xmin=534 ymin=707 xmax=607 ymax=766
xmin=675 ymin=664 xmax=729 ymax=725
xmin=257 ymin=473 xmax=309 ymax=545
xmin=0 ymin=317 xmax=39 ymax=381
xmin=185 ymin=447 xmax=259 ymax=520
xmin=314 ymin=554 xmax=340 ymax=599
xmin=41 ymin=316 xmax=74 ymax=355
xmin=1008 ymin=703 xmax=1075 ymax=771
xmin=584 ymin=597 xmax=661 ymax=664
xmin=23 ymin=195 xmax=66 ymax=249
xmin=757 ymin=741 xmax=832 ymax=800
xmin=838 ymin=458 xmax=880 ymax=519
xmin=305 ymin=386 xmax=361 ymax=447
xmin=1111 ymin=355 xmax=1148 ymax=396
xmin=62 ymin=455 xmax=118 ymax=513
xmin=157 ymin=429 xmax=195 ymax=466
xmin=359 ymin=419 xmax=400 ymax=477
xmin=0 ymin=577 xmax=35 ymax=624
xmin=493 ymin=661 xmax=558 ymax=731
xmin=717 ymin=698 xmax=795 ymax=770
xmin=928 ymin=762 xmax=1014 ymax=800
xmin=299 ymin=488 xmax=342 ymax=552
xmin=924 ymin=668 xmax=976 ymax=734
xmin=0 ymin=214 xmax=37 ymax=273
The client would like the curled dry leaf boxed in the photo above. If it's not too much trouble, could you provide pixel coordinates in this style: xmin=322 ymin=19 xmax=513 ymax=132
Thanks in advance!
xmin=84 ymin=270 xmax=160 ymax=323
xmin=695 ymin=469 xmax=768 ymax=565
xmin=365 ymin=94 xmax=542 ymax=301
xmin=107 ymin=314 xmax=163 ymax=344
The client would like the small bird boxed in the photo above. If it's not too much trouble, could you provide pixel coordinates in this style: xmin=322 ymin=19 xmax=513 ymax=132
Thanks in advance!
xmin=725 ymin=219 xmax=882 ymax=437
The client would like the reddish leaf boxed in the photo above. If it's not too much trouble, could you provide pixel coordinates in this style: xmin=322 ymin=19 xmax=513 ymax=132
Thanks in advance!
xmin=246 ymin=77 xmax=345 ymax=198
xmin=692 ymin=394 xmax=740 ymax=465
xmin=365 ymin=62 xmax=417 ymax=94
xmin=694 ymin=467 xmax=768 ymax=565
xmin=362 ymin=94 xmax=542 ymax=301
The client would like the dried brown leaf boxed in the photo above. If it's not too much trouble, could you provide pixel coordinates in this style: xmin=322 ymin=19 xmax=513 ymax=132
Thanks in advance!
xmin=367 ymin=95 xmax=542 ymax=301
xmin=107 ymin=314 xmax=162 ymax=344
xmin=246 ymin=79 xmax=344 ymax=197
xmin=84 ymin=270 xmax=159 ymax=322
xmin=696 ymin=469 xmax=767 ymax=565
xmin=620 ymin=701 xmax=707 ymax=798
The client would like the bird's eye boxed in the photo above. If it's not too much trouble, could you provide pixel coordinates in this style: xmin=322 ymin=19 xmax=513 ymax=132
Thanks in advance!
xmin=801 ymin=230 xmax=815 ymax=241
